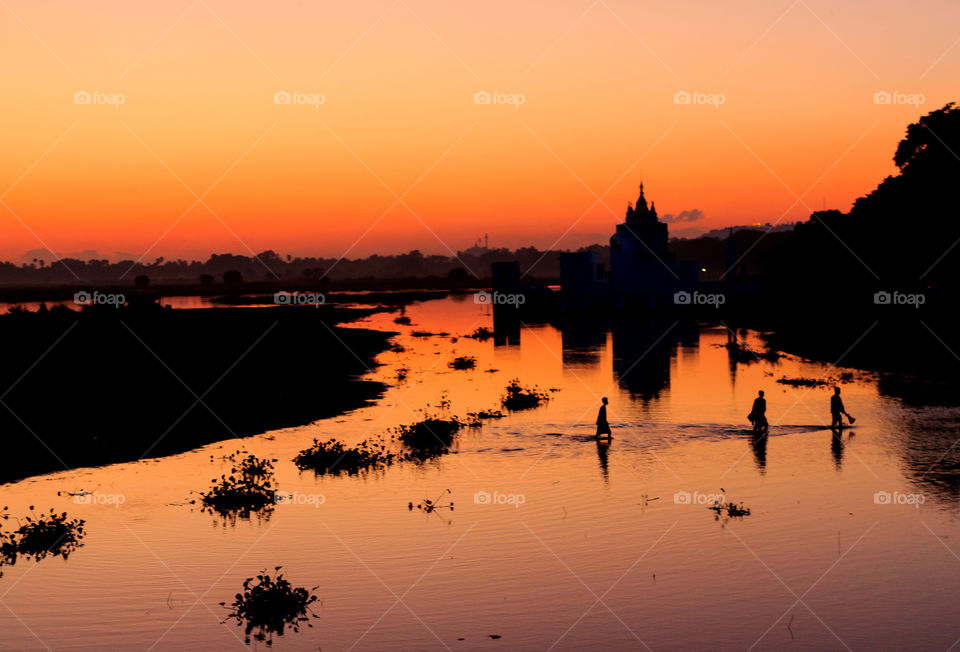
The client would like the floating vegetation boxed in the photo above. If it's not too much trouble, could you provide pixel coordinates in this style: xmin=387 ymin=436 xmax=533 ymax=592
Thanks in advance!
xmin=395 ymin=366 xmax=409 ymax=382
xmin=221 ymin=566 xmax=318 ymax=645
xmin=394 ymin=416 xmax=466 ymax=458
xmin=708 ymin=500 xmax=751 ymax=518
xmin=393 ymin=315 xmax=412 ymax=325
xmin=466 ymin=327 xmax=493 ymax=341
xmin=501 ymin=379 xmax=552 ymax=411
xmin=464 ymin=408 xmax=505 ymax=426
xmin=293 ymin=437 xmax=397 ymax=476
xmin=200 ymin=453 xmax=277 ymax=518
xmin=407 ymin=489 xmax=454 ymax=514
xmin=725 ymin=341 xmax=780 ymax=363
xmin=449 ymin=355 xmax=477 ymax=370
xmin=777 ymin=376 xmax=829 ymax=388
xmin=411 ymin=330 xmax=449 ymax=338
xmin=1 ymin=507 xmax=86 ymax=576
xmin=777 ymin=371 xmax=855 ymax=388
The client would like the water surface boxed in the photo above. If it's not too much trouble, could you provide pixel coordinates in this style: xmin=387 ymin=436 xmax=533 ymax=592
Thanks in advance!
xmin=1 ymin=295 xmax=959 ymax=651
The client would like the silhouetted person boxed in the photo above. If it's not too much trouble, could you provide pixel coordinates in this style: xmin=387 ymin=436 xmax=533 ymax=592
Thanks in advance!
xmin=749 ymin=390 xmax=768 ymax=433
xmin=831 ymin=386 xmax=852 ymax=429
xmin=596 ymin=397 xmax=612 ymax=439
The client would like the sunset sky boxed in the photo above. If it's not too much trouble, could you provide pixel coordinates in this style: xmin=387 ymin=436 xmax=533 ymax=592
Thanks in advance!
xmin=1 ymin=0 xmax=957 ymax=262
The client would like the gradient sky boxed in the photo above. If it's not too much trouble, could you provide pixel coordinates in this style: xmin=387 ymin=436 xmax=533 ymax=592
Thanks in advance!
xmin=1 ymin=0 xmax=958 ymax=262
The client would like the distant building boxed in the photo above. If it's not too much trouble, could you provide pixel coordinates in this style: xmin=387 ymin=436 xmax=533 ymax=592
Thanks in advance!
xmin=560 ymin=184 xmax=697 ymax=311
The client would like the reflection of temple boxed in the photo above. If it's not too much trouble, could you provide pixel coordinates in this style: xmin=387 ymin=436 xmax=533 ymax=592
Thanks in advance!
xmin=560 ymin=184 xmax=698 ymax=311
xmin=610 ymin=320 xmax=698 ymax=402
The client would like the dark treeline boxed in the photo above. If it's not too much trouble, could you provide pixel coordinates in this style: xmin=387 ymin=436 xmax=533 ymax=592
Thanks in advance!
xmin=0 ymin=247 xmax=593 ymax=289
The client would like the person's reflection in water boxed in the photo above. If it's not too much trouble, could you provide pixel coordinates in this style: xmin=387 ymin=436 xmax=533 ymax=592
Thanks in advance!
xmin=831 ymin=430 xmax=845 ymax=470
xmin=751 ymin=430 xmax=767 ymax=474
xmin=595 ymin=438 xmax=610 ymax=483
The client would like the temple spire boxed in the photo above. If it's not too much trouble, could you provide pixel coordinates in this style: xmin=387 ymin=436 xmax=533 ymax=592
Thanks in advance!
xmin=636 ymin=182 xmax=649 ymax=215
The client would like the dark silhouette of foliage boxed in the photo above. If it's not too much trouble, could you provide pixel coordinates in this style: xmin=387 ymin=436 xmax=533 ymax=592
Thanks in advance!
xmin=221 ymin=566 xmax=318 ymax=644
xmin=200 ymin=453 xmax=277 ymax=518
xmin=293 ymin=437 xmax=396 ymax=475
xmin=0 ymin=506 xmax=86 ymax=576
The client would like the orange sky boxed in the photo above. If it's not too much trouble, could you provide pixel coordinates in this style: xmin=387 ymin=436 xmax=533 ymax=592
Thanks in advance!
xmin=1 ymin=0 xmax=957 ymax=262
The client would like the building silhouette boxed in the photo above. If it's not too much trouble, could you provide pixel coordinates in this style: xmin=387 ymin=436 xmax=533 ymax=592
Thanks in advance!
xmin=560 ymin=184 xmax=697 ymax=311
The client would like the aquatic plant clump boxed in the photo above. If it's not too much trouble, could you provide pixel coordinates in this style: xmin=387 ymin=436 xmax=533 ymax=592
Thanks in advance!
xmin=464 ymin=409 xmax=505 ymax=426
xmin=777 ymin=376 xmax=829 ymax=388
xmin=501 ymin=379 xmax=552 ymax=411
xmin=221 ymin=566 xmax=318 ymax=644
xmin=201 ymin=453 xmax=277 ymax=517
xmin=708 ymin=501 xmax=751 ymax=518
xmin=293 ymin=437 xmax=397 ymax=475
xmin=449 ymin=355 xmax=477 ymax=370
xmin=466 ymin=327 xmax=493 ymax=341
xmin=1 ymin=507 xmax=86 ymax=575
xmin=394 ymin=416 xmax=465 ymax=454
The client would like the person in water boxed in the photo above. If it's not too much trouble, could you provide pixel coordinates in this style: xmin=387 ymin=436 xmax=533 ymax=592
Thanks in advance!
xmin=596 ymin=397 xmax=612 ymax=439
xmin=749 ymin=390 xmax=768 ymax=433
xmin=831 ymin=386 xmax=852 ymax=428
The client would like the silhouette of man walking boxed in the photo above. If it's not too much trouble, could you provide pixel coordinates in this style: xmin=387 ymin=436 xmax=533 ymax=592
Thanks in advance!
xmin=831 ymin=386 xmax=853 ymax=428
xmin=596 ymin=397 xmax=612 ymax=439
xmin=749 ymin=390 xmax=768 ymax=433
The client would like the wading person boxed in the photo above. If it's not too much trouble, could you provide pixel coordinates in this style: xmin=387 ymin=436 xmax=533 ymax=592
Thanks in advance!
xmin=749 ymin=390 xmax=768 ymax=433
xmin=831 ymin=386 xmax=853 ymax=429
xmin=596 ymin=397 xmax=612 ymax=440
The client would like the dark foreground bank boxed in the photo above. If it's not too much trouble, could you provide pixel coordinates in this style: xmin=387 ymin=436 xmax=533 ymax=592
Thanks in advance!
xmin=0 ymin=304 xmax=393 ymax=484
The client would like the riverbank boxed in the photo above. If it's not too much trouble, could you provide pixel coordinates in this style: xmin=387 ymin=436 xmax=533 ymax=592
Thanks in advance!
xmin=0 ymin=304 xmax=394 ymax=484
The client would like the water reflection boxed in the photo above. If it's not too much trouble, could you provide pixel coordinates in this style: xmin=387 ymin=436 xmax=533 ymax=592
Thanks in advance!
xmin=611 ymin=320 xmax=692 ymax=402
xmin=831 ymin=429 xmax=845 ymax=470
xmin=595 ymin=438 xmax=611 ymax=483
xmin=751 ymin=431 xmax=767 ymax=474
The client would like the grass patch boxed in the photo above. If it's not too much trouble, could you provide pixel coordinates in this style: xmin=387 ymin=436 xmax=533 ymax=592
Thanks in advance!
xmin=221 ymin=566 xmax=318 ymax=644
xmin=293 ymin=437 xmax=396 ymax=475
